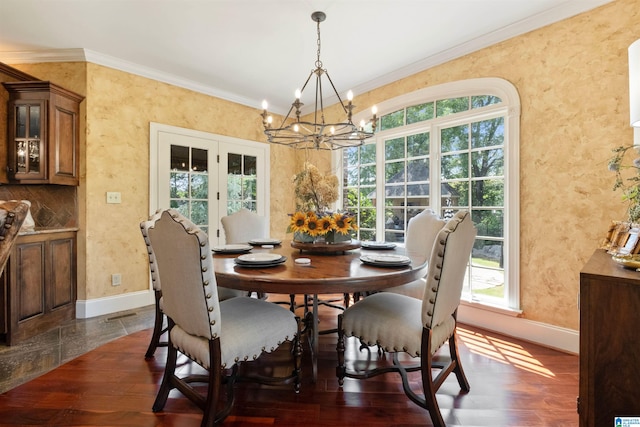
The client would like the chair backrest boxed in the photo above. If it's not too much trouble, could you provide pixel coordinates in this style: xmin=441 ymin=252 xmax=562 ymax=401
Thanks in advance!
xmin=142 ymin=209 xmax=221 ymax=339
xmin=0 ymin=200 xmax=30 ymax=277
xmin=140 ymin=215 xmax=161 ymax=292
xmin=422 ymin=210 xmax=476 ymax=329
xmin=221 ymin=208 xmax=268 ymax=244
xmin=405 ymin=209 xmax=447 ymax=263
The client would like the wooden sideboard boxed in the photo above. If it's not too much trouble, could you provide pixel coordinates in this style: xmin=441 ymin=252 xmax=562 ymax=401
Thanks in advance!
xmin=579 ymin=249 xmax=640 ymax=426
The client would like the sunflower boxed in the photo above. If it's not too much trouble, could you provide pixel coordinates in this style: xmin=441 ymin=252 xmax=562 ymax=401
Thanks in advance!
xmin=331 ymin=213 xmax=351 ymax=234
xmin=305 ymin=212 xmax=322 ymax=237
xmin=317 ymin=216 xmax=333 ymax=234
xmin=289 ymin=211 xmax=308 ymax=233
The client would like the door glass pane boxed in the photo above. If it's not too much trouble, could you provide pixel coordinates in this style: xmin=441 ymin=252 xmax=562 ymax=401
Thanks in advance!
xmin=192 ymin=148 xmax=208 ymax=172
xmin=170 ymin=145 xmax=189 ymax=171
xmin=169 ymin=144 xmax=210 ymax=230
xmin=226 ymin=154 xmax=258 ymax=214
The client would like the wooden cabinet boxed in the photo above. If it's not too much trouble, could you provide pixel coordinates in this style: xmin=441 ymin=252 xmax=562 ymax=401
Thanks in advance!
xmin=579 ymin=249 xmax=640 ymax=426
xmin=2 ymin=81 xmax=83 ymax=185
xmin=0 ymin=230 xmax=76 ymax=345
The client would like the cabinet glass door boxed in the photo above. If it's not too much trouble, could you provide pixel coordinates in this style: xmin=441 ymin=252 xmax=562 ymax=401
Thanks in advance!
xmin=13 ymin=103 xmax=42 ymax=177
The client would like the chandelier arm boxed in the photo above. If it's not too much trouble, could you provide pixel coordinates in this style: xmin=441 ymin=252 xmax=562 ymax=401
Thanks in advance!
xmin=324 ymin=70 xmax=350 ymax=117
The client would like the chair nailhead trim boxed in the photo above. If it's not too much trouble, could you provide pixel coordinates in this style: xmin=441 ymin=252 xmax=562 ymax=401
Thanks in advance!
xmin=208 ymin=306 xmax=213 ymax=312
xmin=202 ymin=266 xmax=208 ymax=272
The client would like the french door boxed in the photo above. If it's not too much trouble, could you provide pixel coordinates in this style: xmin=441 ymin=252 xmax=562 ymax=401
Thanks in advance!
xmin=149 ymin=123 xmax=269 ymax=246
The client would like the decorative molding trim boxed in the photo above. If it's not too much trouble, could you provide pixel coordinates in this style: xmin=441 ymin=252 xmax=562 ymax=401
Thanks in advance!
xmin=458 ymin=303 xmax=579 ymax=355
xmin=76 ymin=290 xmax=154 ymax=319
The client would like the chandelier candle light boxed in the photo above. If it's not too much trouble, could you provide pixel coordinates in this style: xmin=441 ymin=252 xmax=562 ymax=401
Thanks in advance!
xmin=261 ymin=11 xmax=377 ymax=150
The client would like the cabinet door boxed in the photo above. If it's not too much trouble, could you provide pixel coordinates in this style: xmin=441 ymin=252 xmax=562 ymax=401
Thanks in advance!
xmin=7 ymin=100 xmax=47 ymax=182
xmin=14 ymin=241 xmax=46 ymax=323
xmin=48 ymin=93 xmax=79 ymax=185
xmin=48 ymin=237 xmax=75 ymax=309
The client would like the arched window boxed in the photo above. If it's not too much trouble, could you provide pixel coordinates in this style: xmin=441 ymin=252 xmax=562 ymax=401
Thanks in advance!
xmin=337 ymin=78 xmax=520 ymax=311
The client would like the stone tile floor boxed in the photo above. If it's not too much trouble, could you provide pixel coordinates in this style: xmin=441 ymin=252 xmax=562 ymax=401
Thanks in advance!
xmin=0 ymin=305 xmax=155 ymax=394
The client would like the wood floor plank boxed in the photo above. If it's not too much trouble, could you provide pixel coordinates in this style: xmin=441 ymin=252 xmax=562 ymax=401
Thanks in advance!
xmin=0 ymin=298 xmax=579 ymax=426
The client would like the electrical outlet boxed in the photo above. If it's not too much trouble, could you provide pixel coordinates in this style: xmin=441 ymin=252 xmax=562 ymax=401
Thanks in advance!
xmin=111 ymin=273 xmax=122 ymax=286
xmin=106 ymin=192 xmax=121 ymax=204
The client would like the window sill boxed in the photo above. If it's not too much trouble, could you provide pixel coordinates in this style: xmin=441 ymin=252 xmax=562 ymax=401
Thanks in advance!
xmin=460 ymin=299 xmax=522 ymax=317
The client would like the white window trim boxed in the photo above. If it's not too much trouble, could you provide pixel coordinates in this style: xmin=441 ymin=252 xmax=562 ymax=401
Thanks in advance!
xmin=336 ymin=77 xmax=521 ymax=311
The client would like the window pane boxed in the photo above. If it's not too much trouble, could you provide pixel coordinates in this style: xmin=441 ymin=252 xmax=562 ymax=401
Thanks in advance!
xmin=191 ymin=174 xmax=208 ymax=199
xmin=228 ymin=153 xmax=242 ymax=175
xmin=345 ymin=167 xmax=358 ymax=186
xmin=443 ymin=181 xmax=469 ymax=206
xmin=407 ymin=158 xmax=429 ymax=181
xmin=344 ymin=147 xmax=359 ymax=166
xmin=385 ymin=137 xmax=404 ymax=160
xmin=192 ymin=148 xmax=207 ymax=172
xmin=385 ymin=161 xmax=404 ymax=182
xmin=472 ymin=148 xmax=504 ymax=177
xmin=227 ymin=174 xmax=242 ymax=200
xmin=360 ymin=143 xmax=376 ymax=164
xmin=472 ymin=179 xmax=504 ymax=207
xmin=244 ymin=155 xmax=257 ymax=175
xmin=242 ymin=177 xmax=257 ymax=200
xmin=360 ymin=165 xmax=376 ymax=185
xmin=171 ymin=200 xmax=189 ymax=216
xmin=441 ymin=125 xmax=469 ymax=152
xmin=436 ymin=97 xmax=469 ymax=117
xmin=191 ymin=201 xmax=208 ymax=226
xmin=472 ymin=210 xmax=504 ymax=238
xmin=170 ymin=145 xmax=189 ymax=171
xmin=471 ymin=95 xmax=502 ymax=108
xmin=441 ymin=153 xmax=469 ymax=180
xmin=170 ymin=172 xmax=189 ymax=198
xmin=407 ymin=132 xmax=429 ymax=157
xmin=407 ymin=102 xmax=434 ymax=124
xmin=380 ymin=109 xmax=404 ymax=131
xmin=472 ymin=117 xmax=504 ymax=149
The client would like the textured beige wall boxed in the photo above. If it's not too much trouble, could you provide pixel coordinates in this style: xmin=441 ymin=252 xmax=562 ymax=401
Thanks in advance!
xmin=9 ymin=0 xmax=637 ymax=330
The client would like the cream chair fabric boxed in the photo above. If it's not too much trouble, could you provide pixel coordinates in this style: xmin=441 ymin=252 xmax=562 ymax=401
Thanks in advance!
xmin=383 ymin=209 xmax=446 ymax=299
xmin=140 ymin=212 xmax=244 ymax=359
xmin=336 ymin=211 xmax=476 ymax=427
xmin=221 ymin=208 xmax=268 ymax=244
xmin=143 ymin=209 xmax=301 ymax=426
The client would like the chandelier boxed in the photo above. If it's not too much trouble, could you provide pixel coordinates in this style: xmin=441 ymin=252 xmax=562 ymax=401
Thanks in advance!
xmin=261 ymin=11 xmax=377 ymax=150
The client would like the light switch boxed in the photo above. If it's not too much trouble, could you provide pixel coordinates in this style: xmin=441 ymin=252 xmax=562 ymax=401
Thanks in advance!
xmin=106 ymin=192 xmax=121 ymax=204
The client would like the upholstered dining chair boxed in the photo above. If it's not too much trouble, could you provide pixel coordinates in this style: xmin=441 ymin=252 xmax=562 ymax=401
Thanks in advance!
xmin=142 ymin=209 xmax=302 ymax=427
xmin=336 ymin=210 xmax=476 ymax=427
xmin=0 ymin=200 xmax=30 ymax=277
xmin=140 ymin=212 xmax=245 ymax=359
xmin=383 ymin=209 xmax=447 ymax=299
xmin=220 ymin=208 xmax=268 ymax=244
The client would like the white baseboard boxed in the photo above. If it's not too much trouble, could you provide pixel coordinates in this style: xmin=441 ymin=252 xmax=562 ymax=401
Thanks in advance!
xmin=458 ymin=303 xmax=579 ymax=355
xmin=76 ymin=290 xmax=155 ymax=319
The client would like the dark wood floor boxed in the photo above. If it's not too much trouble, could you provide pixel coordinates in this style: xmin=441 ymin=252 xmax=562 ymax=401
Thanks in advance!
xmin=0 ymin=295 xmax=579 ymax=426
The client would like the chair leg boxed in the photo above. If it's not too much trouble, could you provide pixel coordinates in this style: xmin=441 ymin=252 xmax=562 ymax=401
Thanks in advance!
xmin=449 ymin=331 xmax=470 ymax=392
xmin=336 ymin=314 xmax=346 ymax=386
xmin=293 ymin=317 xmax=303 ymax=393
xmin=152 ymin=321 xmax=176 ymax=412
xmin=145 ymin=290 xmax=166 ymax=359
xmin=202 ymin=339 xmax=223 ymax=427
xmin=421 ymin=329 xmax=446 ymax=427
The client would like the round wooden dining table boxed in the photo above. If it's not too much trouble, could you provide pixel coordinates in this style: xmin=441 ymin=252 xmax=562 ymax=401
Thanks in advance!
xmin=212 ymin=240 xmax=427 ymax=381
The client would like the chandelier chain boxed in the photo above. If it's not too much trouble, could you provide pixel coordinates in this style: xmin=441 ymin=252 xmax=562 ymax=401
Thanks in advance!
xmin=315 ymin=19 xmax=322 ymax=69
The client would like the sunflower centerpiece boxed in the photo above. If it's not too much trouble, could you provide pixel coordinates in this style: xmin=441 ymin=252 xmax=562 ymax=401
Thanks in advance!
xmin=288 ymin=162 xmax=358 ymax=243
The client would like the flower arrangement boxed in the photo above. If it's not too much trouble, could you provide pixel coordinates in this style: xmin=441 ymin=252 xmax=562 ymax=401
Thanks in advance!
xmin=288 ymin=211 xmax=358 ymax=238
xmin=609 ymin=144 xmax=640 ymax=223
xmin=288 ymin=162 xmax=358 ymax=241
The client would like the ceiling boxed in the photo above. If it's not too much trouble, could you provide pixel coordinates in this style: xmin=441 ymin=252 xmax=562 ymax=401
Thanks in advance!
xmin=0 ymin=0 xmax=611 ymax=115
